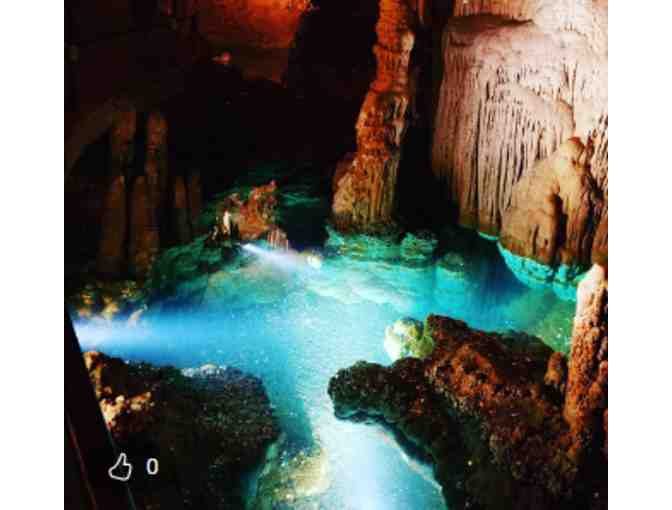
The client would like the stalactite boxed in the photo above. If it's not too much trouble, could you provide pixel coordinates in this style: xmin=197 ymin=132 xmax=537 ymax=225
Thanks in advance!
xmin=432 ymin=2 xmax=608 ymax=253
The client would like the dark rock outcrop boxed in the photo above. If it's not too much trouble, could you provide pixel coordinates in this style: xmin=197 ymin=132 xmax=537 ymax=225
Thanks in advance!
xmin=84 ymin=351 xmax=280 ymax=510
xmin=329 ymin=305 xmax=608 ymax=508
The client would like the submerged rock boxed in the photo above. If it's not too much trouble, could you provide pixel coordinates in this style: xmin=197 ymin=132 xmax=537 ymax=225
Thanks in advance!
xmin=251 ymin=439 xmax=331 ymax=510
xmin=329 ymin=313 xmax=608 ymax=509
xmin=383 ymin=317 xmax=433 ymax=362
xmin=84 ymin=351 xmax=280 ymax=510
xmin=400 ymin=230 xmax=438 ymax=267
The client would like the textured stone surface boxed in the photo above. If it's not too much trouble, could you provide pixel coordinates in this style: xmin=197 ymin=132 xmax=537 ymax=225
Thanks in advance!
xmin=332 ymin=0 xmax=418 ymax=230
xmin=563 ymin=264 xmax=608 ymax=464
xmin=500 ymin=138 xmax=602 ymax=269
xmin=216 ymin=180 xmax=285 ymax=242
xmin=129 ymin=176 xmax=161 ymax=279
xmin=329 ymin=309 xmax=608 ymax=508
xmin=431 ymin=2 xmax=608 ymax=252
xmin=96 ymin=110 xmax=136 ymax=277
xmin=84 ymin=351 xmax=280 ymax=510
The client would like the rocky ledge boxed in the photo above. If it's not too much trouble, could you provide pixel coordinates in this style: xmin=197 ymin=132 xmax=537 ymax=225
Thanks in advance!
xmin=84 ymin=351 xmax=280 ymax=510
xmin=328 ymin=268 xmax=608 ymax=509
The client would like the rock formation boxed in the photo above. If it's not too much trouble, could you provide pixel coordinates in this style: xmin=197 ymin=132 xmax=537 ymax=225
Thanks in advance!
xmin=499 ymin=138 xmax=602 ymax=269
xmin=216 ymin=180 xmax=287 ymax=243
xmin=129 ymin=176 xmax=161 ymax=279
xmin=329 ymin=301 xmax=608 ymax=507
xmin=84 ymin=351 xmax=280 ymax=510
xmin=144 ymin=111 xmax=170 ymax=226
xmin=332 ymin=0 xmax=418 ymax=230
xmin=563 ymin=264 xmax=608 ymax=465
xmin=96 ymin=110 xmax=136 ymax=278
xmin=431 ymin=1 xmax=608 ymax=267
xmin=94 ymin=109 xmax=204 ymax=280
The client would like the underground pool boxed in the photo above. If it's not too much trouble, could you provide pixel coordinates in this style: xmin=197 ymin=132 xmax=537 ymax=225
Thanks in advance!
xmin=70 ymin=165 xmax=577 ymax=509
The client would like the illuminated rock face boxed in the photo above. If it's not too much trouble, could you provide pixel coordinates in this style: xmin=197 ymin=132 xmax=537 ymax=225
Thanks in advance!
xmin=500 ymin=138 xmax=603 ymax=271
xmin=332 ymin=0 xmax=417 ymax=230
xmin=198 ymin=0 xmax=311 ymax=49
xmin=431 ymin=1 xmax=608 ymax=262
xmin=564 ymin=264 xmax=608 ymax=464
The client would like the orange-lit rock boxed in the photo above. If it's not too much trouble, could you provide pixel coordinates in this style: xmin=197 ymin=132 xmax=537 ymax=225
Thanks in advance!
xmin=216 ymin=181 xmax=284 ymax=242
xmin=564 ymin=264 xmax=608 ymax=463
xmin=97 ymin=110 xmax=136 ymax=278
xmin=332 ymin=0 xmax=418 ymax=230
xmin=198 ymin=0 xmax=312 ymax=49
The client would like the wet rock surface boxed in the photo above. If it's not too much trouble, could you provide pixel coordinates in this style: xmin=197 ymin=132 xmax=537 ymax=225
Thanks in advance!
xmin=329 ymin=311 xmax=608 ymax=509
xmin=84 ymin=351 xmax=280 ymax=510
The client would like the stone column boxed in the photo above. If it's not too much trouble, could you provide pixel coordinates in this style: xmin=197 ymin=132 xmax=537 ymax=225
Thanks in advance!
xmin=331 ymin=0 xmax=417 ymax=231
xmin=96 ymin=110 xmax=136 ymax=278
xmin=564 ymin=264 xmax=608 ymax=462
xmin=129 ymin=176 xmax=160 ymax=279
xmin=145 ymin=111 xmax=170 ymax=223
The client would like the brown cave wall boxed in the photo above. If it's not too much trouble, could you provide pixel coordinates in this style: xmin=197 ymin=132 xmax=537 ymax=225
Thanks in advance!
xmin=430 ymin=0 xmax=608 ymax=269
xmin=66 ymin=109 xmax=203 ymax=282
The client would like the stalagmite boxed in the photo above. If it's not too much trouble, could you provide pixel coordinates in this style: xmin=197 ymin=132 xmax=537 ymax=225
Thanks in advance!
xmin=145 ymin=111 xmax=170 ymax=224
xmin=564 ymin=263 xmax=608 ymax=463
xmin=332 ymin=0 xmax=418 ymax=230
xmin=431 ymin=1 xmax=608 ymax=247
xmin=129 ymin=176 xmax=160 ymax=279
xmin=96 ymin=110 xmax=136 ymax=278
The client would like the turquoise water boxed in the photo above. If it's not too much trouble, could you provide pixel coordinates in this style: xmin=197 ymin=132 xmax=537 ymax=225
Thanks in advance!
xmin=72 ymin=164 xmax=576 ymax=509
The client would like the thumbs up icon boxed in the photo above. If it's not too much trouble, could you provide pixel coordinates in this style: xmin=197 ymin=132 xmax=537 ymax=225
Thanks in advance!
xmin=108 ymin=453 xmax=133 ymax=482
